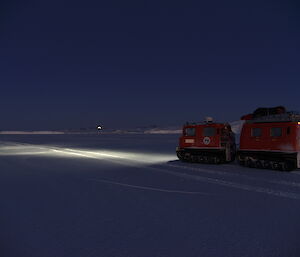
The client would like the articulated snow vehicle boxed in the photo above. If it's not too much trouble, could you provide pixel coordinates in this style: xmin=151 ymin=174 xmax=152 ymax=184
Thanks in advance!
xmin=176 ymin=118 xmax=236 ymax=164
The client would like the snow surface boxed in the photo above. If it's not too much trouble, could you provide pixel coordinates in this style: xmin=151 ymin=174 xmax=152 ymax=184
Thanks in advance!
xmin=1 ymin=134 xmax=300 ymax=257
xmin=0 ymin=131 xmax=65 ymax=135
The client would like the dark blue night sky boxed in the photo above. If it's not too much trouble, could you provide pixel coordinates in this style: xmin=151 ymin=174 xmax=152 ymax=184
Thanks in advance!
xmin=1 ymin=0 xmax=300 ymax=130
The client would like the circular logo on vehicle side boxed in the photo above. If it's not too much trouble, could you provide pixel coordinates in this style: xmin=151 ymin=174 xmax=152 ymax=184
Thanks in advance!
xmin=203 ymin=137 xmax=211 ymax=145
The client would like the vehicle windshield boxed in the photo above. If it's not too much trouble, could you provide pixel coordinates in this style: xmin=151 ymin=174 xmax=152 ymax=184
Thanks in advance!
xmin=203 ymin=127 xmax=216 ymax=137
xmin=185 ymin=127 xmax=196 ymax=136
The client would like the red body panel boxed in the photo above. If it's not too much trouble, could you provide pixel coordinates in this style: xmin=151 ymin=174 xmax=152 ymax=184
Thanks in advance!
xmin=240 ymin=122 xmax=300 ymax=153
xmin=179 ymin=123 xmax=226 ymax=149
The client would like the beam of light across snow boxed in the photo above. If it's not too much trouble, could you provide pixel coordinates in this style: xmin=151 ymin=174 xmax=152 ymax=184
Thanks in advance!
xmin=51 ymin=148 xmax=176 ymax=164
xmin=0 ymin=142 xmax=176 ymax=164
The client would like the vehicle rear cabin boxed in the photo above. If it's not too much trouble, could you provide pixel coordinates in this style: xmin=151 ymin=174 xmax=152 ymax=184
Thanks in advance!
xmin=238 ymin=106 xmax=300 ymax=171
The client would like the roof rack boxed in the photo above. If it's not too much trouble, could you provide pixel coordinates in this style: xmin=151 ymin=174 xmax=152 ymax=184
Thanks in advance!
xmin=246 ymin=111 xmax=300 ymax=123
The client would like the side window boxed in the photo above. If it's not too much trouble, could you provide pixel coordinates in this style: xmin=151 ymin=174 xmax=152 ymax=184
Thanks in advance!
xmin=270 ymin=127 xmax=282 ymax=137
xmin=203 ymin=127 xmax=216 ymax=137
xmin=185 ymin=127 xmax=196 ymax=136
xmin=251 ymin=128 xmax=262 ymax=137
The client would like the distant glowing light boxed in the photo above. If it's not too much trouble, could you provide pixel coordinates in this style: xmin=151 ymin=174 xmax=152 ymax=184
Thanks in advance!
xmin=97 ymin=126 xmax=102 ymax=130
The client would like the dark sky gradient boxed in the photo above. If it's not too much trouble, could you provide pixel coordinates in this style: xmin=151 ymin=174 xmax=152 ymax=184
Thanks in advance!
xmin=1 ymin=0 xmax=300 ymax=130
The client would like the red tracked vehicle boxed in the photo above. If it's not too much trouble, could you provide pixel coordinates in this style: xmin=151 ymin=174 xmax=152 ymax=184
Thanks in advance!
xmin=176 ymin=118 xmax=236 ymax=164
xmin=237 ymin=106 xmax=300 ymax=171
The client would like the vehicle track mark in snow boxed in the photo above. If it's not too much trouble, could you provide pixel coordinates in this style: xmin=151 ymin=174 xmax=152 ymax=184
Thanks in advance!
xmin=165 ymin=163 xmax=300 ymax=189
xmin=88 ymin=178 xmax=214 ymax=195
xmin=144 ymin=165 xmax=300 ymax=200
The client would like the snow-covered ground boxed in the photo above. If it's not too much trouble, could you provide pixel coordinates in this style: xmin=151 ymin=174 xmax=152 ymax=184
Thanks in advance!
xmin=0 ymin=120 xmax=243 ymax=136
xmin=1 ymin=134 xmax=300 ymax=257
